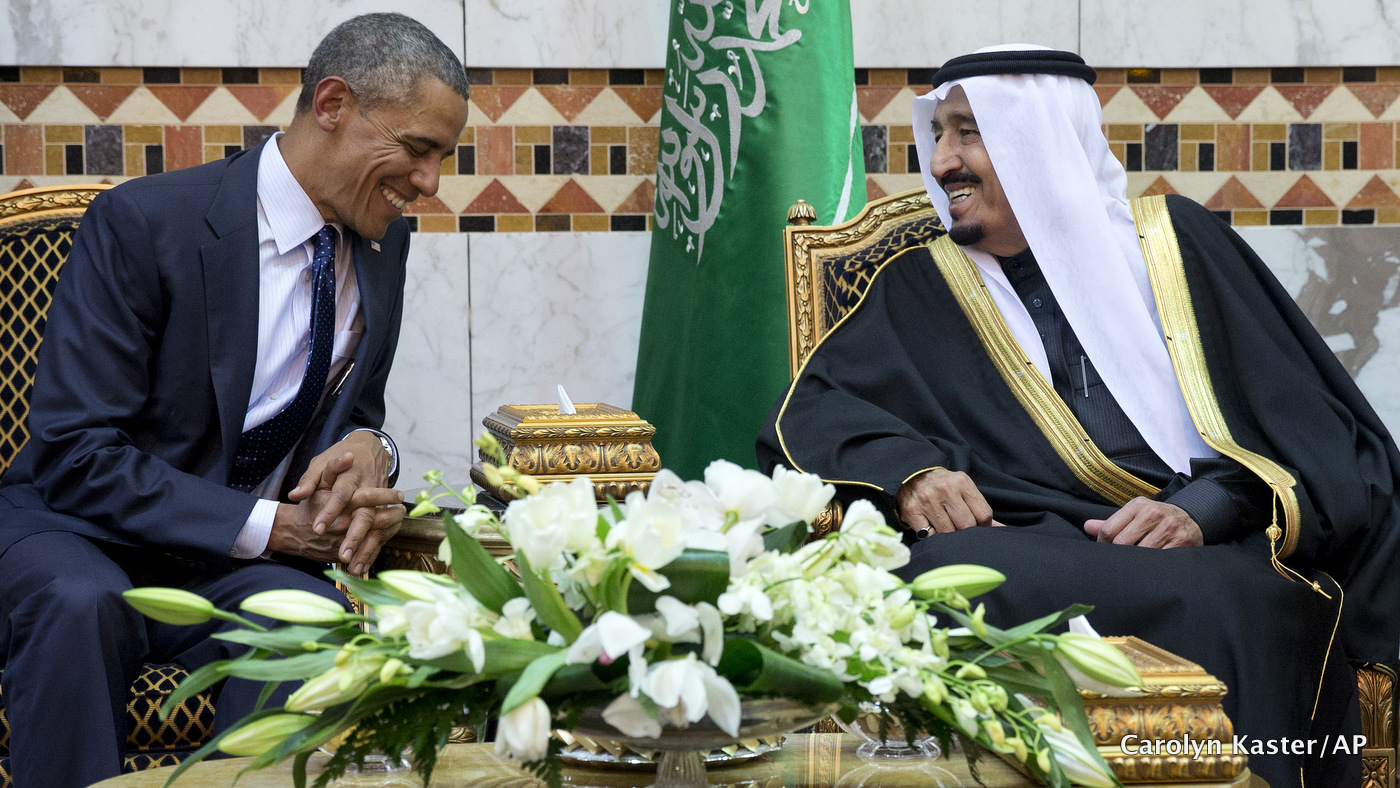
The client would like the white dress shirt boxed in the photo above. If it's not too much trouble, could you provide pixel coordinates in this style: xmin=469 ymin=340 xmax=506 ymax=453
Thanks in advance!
xmin=232 ymin=135 xmax=364 ymax=558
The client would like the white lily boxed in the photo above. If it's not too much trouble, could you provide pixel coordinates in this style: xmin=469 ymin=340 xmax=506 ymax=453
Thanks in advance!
xmin=494 ymin=697 xmax=552 ymax=762
xmin=1037 ymin=723 xmax=1117 ymax=788
xmin=566 ymin=611 xmax=651 ymax=665
xmin=504 ymin=478 xmax=598 ymax=570
xmin=240 ymin=589 xmax=347 ymax=625
xmin=401 ymin=585 xmax=494 ymax=671
xmin=378 ymin=570 xmax=457 ymax=602
xmin=372 ymin=604 xmax=408 ymax=638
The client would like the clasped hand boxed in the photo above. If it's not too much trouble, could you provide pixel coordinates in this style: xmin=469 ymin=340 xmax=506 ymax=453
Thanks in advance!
xmin=270 ymin=432 xmax=406 ymax=574
xmin=896 ymin=471 xmax=1203 ymax=548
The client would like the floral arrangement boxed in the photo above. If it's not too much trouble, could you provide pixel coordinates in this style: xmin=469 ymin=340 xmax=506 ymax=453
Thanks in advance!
xmin=124 ymin=437 xmax=1140 ymax=788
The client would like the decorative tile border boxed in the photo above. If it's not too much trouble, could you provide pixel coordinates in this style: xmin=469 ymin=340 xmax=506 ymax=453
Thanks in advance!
xmin=2 ymin=66 xmax=1398 ymax=231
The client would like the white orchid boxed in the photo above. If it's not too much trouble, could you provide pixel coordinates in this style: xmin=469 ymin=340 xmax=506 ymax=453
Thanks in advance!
xmin=566 ymin=611 xmax=651 ymax=665
xmin=766 ymin=464 xmax=835 ymax=526
xmin=643 ymin=653 xmax=741 ymax=737
xmin=491 ymin=597 xmax=537 ymax=641
xmin=401 ymin=585 xmax=494 ymax=671
xmin=703 ymin=459 xmax=779 ymax=524
xmin=494 ymin=697 xmax=552 ymax=762
xmin=608 ymin=492 xmax=688 ymax=592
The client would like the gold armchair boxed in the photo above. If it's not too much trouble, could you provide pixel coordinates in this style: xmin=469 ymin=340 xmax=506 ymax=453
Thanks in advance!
xmin=783 ymin=186 xmax=1397 ymax=788
xmin=0 ymin=185 xmax=216 ymax=783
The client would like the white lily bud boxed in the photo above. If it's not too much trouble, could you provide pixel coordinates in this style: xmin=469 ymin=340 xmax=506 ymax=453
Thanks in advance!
xmin=217 ymin=713 xmax=316 ymax=757
xmin=123 ymin=588 xmax=215 ymax=626
xmin=240 ymin=590 xmax=346 ymax=625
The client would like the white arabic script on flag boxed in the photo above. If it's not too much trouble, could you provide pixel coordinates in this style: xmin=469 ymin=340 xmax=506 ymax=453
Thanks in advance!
xmin=654 ymin=0 xmax=806 ymax=263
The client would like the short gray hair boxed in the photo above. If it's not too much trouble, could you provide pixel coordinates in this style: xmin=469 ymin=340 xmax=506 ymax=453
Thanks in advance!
xmin=296 ymin=13 xmax=469 ymax=116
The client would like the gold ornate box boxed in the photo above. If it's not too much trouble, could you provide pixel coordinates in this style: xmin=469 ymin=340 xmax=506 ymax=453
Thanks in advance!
xmin=1087 ymin=637 xmax=1248 ymax=784
xmin=468 ymin=403 xmax=660 ymax=503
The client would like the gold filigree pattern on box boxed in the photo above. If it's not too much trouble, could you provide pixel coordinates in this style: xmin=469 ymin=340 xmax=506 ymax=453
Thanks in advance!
xmin=470 ymin=403 xmax=660 ymax=503
xmin=1086 ymin=637 xmax=1247 ymax=783
xmin=1358 ymin=663 xmax=1396 ymax=788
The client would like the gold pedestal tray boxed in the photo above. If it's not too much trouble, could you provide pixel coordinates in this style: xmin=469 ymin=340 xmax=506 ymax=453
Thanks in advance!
xmin=1087 ymin=637 xmax=1247 ymax=783
xmin=470 ymin=403 xmax=660 ymax=503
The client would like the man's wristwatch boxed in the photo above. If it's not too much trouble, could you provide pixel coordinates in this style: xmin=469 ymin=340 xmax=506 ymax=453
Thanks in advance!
xmin=347 ymin=428 xmax=399 ymax=487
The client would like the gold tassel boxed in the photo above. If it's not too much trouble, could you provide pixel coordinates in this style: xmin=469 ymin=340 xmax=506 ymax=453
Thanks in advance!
xmin=1267 ymin=490 xmax=1331 ymax=599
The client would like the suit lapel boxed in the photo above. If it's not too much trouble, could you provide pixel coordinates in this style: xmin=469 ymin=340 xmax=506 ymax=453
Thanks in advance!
xmin=201 ymin=145 xmax=263 ymax=469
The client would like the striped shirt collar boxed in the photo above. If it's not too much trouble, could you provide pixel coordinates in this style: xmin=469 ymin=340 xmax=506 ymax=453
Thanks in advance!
xmin=257 ymin=133 xmax=338 ymax=257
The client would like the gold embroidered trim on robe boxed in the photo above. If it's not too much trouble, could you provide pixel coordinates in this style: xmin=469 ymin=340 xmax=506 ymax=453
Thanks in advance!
xmin=1131 ymin=194 xmax=1302 ymax=561
xmin=927 ymin=235 xmax=1159 ymax=506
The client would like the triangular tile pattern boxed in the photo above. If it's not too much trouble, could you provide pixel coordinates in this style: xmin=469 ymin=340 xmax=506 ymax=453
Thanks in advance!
xmin=537 ymin=86 xmax=604 ymax=122
xmin=1348 ymin=84 xmax=1400 ymax=119
xmin=1275 ymin=85 xmax=1336 ymax=120
xmin=613 ymin=86 xmax=663 ymax=123
xmin=25 ymin=87 xmax=100 ymax=124
xmin=864 ymin=176 xmax=887 ymax=200
xmin=226 ymin=86 xmax=296 ymax=122
xmin=462 ymin=179 xmax=531 ymax=214
xmin=470 ymin=86 xmax=529 ymax=123
xmin=68 ymin=85 xmax=137 ymax=121
xmin=856 ymin=87 xmax=901 ymax=123
xmin=406 ymin=195 xmax=453 ymax=215
xmin=1204 ymin=177 xmax=1265 ymax=210
xmin=1094 ymin=86 xmax=1122 ymax=107
xmin=1201 ymin=86 xmax=1265 ymax=120
xmin=1346 ymin=175 xmax=1400 ymax=209
xmin=148 ymin=86 xmax=216 ymax=122
xmin=0 ymin=85 xmax=56 ymax=120
xmin=1131 ymin=86 xmax=1193 ymax=120
xmin=539 ymin=179 xmax=605 ymax=214
xmin=1274 ymin=175 xmax=1335 ymax=208
xmin=614 ymin=180 xmax=655 ymax=213
xmin=1141 ymin=176 xmax=1179 ymax=196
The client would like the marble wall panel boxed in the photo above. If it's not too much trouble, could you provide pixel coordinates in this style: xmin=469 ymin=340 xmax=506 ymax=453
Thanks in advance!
xmin=1236 ymin=226 xmax=1400 ymax=436
xmin=383 ymin=233 xmax=475 ymax=489
xmin=1 ymin=0 xmax=465 ymax=67
xmin=848 ymin=0 xmax=1078 ymax=68
xmin=465 ymin=0 xmax=667 ymax=68
xmin=467 ymin=232 xmax=651 ymax=441
xmin=1081 ymin=0 xmax=1400 ymax=68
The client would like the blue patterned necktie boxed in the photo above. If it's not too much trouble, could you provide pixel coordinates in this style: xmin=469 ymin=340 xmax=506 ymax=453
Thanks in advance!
xmin=229 ymin=225 xmax=339 ymax=492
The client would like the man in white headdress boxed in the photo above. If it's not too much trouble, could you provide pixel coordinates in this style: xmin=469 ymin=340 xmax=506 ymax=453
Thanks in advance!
xmin=760 ymin=46 xmax=1399 ymax=788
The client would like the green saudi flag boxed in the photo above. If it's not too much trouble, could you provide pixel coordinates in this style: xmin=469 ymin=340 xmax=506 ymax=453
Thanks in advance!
xmin=632 ymin=0 xmax=866 ymax=479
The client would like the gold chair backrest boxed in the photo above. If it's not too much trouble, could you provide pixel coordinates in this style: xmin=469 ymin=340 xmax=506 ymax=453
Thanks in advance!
xmin=782 ymin=188 xmax=945 ymax=377
xmin=0 ymin=184 xmax=111 ymax=476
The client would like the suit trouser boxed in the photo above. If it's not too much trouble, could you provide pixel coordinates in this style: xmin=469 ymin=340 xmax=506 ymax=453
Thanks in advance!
xmin=0 ymin=531 xmax=346 ymax=788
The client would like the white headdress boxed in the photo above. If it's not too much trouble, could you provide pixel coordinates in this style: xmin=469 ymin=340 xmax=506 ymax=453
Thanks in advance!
xmin=911 ymin=44 xmax=1213 ymax=474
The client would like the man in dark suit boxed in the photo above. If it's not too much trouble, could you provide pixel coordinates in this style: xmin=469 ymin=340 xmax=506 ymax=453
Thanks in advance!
xmin=0 ymin=14 xmax=469 ymax=787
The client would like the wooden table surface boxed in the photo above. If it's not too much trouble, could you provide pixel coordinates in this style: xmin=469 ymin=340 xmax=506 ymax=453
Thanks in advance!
xmin=90 ymin=733 xmax=1052 ymax=787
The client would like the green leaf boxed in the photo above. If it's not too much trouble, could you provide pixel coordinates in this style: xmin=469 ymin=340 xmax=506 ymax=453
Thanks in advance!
xmin=594 ymin=555 xmax=632 ymax=615
xmin=763 ymin=520 xmax=809 ymax=553
xmin=627 ymin=549 xmax=730 ymax=613
xmin=998 ymin=604 xmax=1095 ymax=642
xmin=501 ymin=651 xmax=569 ymax=714
xmin=445 ymin=515 xmax=523 ymax=614
xmin=212 ymin=624 xmax=354 ymax=653
xmin=980 ymin=664 xmax=1051 ymax=698
xmin=407 ymin=664 xmax=438 ymax=688
xmin=219 ymin=650 xmax=339 ymax=681
xmin=540 ymin=662 xmax=620 ymax=699
xmin=324 ymin=570 xmax=401 ymax=609
xmin=717 ymin=639 xmax=844 ymax=703
xmin=516 ymin=552 xmax=583 ymax=643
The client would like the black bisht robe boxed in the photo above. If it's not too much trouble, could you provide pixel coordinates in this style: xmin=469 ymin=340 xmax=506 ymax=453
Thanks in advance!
xmin=758 ymin=194 xmax=1400 ymax=788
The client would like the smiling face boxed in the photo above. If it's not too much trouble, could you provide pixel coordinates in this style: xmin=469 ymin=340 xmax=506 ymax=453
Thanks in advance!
xmin=930 ymin=86 xmax=1028 ymax=257
xmin=313 ymin=77 xmax=467 ymax=240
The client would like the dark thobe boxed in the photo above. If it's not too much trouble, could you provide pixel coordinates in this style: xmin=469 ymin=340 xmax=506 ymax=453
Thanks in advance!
xmin=758 ymin=195 xmax=1400 ymax=788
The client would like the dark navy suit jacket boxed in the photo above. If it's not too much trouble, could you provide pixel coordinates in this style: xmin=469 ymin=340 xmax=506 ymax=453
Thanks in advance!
xmin=0 ymin=141 xmax=409 ymax=571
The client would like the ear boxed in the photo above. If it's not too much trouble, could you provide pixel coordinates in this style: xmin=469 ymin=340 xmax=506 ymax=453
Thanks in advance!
xmin=312 ymin=77 xmax=355 ymax=132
